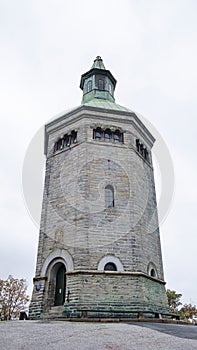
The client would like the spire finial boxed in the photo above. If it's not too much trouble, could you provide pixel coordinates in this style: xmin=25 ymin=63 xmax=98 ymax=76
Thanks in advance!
xmin=91 ymin=56 xmax=106 ymax=70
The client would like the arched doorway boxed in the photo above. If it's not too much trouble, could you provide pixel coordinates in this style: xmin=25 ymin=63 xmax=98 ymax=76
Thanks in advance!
xmin=46 ymin=261 xmax=66 ymax=307
xmin=54 ymin=264 xmax=66 ymax=306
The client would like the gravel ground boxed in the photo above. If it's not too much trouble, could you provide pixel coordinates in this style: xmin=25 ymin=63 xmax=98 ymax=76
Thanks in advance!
xmin=0 ymin=320 xmax=197 ymax=350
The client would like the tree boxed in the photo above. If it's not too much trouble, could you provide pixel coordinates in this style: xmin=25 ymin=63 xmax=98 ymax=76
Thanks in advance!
xmin=179 ymin=303 xmax=197 ymax=320
xmin=0 ymin=275 xmax=29 ymax=320
xmin=166 ymin=289 xmax=182 ymax=313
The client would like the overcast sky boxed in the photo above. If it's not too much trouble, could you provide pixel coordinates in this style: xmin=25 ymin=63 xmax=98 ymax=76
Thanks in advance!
xmin=1 ymin=0 xmax=197 ymax=306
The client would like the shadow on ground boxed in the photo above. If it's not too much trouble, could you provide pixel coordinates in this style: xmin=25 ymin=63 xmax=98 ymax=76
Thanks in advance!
xmin=128 ymin=322 xmax=197 ymax=340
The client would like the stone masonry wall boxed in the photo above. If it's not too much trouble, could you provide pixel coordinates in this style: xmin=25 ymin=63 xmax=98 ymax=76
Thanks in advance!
xmin=38 ymin=120 xmax=163 ymax=277
xmin=30 ymin=106 xmax=168 ymax=317
xmin=64 ymin=271 xmax=169 ymax=316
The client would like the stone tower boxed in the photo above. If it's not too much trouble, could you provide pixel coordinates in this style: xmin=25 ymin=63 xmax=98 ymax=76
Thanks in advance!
xmin=29 ymin=56 xmax=169 ymax=319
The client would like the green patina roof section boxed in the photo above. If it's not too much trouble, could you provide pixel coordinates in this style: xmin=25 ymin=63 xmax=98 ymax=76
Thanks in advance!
xmin=91 ymin=56 xmax=106 ymax=70
xmin=83 ymin=98 xmax=133 ymax=113
xmin=48 ymin=99 xmax=133 ymax=124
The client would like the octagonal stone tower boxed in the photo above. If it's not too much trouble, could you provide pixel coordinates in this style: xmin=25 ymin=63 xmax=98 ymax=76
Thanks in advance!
xmin=29 ymin=56 xmax=169 ymax=319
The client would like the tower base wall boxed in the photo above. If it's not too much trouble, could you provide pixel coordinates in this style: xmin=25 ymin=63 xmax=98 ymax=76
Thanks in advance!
xmin=63 ymin=271 xmax=169 ymax=319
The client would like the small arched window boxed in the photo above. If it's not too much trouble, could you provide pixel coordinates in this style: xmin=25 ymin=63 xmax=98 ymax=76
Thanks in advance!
xmin=87 ymin=80 xmax=92 ymax=92
xmin=150 ymin=268 xmax=156 ymax=278
xmin=105 ymin=185 xmax=114 ymax=208
xmin=109 ymin=84 xmax=112 ymax=94
xmin=104 ymin=262 xmax=117 ymax=271
xmin=140 ymin=143 xmax=144 ymax=156
xmin=104 ymin=129 xmax=112 ymax=142
xmin=147 ymin=263 xmax=158 ymax=278
xmin=136 ymin=139 xmax=140 ymax=152
xmin=71 ymin=130 xmax=77 ymax=144
xmin=98 ymin=79 xmax=104 ymax=90
xmin=144 ymin=148 xmax=149 ymax=161
xmin=63 ymin=135 xmax=69 ymax=148
xmin=114 ymin=130 xmax=121 ymax=143
xmin=94 ymin=127 xmax=103 ymax=140
xmin=57 ymin=139 xmax=63 ymax=150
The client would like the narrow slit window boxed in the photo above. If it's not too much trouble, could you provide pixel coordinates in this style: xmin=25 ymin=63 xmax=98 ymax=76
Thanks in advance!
xmin=105 ymin=185 xmax=114 ymax=208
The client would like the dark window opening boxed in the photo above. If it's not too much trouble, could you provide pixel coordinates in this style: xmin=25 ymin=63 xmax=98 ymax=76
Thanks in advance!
xmin=98 ymin=79 xmax=104 ymax=90
xmin=104 ymin=262 xmax=117 ymax=271
xmin=64 ymin=135 xmax=70 ymax=148
xmin=114 ymin=130 xmax=122 ymax=143
xmin=140 ymin=143 xmax=144 ymax=156
xmin=54 ymin=131 xmax=77 ymax=153
xmin=144 ymin=148 xmax=149 ymax=161
xmin=136 ymin=139 xmax=149 ymax=163
xmin=150 ymin=268 xmax=156 ymax=277
xmin=136 ymin=139 xmax=140 ymax=152
xmin=104 ymin=128 xmax=112 ymax=142
xmin=94 ymin=127 xmax=103 ymax=140
xmin=105 ymin=185 xmax=114 ymax=208
xmin=93 ymin=128 xmax=123 ymax=144
xmin=71 ymin=130 xmax=77 ymax=144
xmin=57 ymin=139 xmax=63 ymax=150
xmin=87 ymin=80 xmax=92 ymax=92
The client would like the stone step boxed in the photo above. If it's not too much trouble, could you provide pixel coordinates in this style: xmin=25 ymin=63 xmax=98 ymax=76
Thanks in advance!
xmin=41 ymin=305 xmax=64 ymax=319
xmin=48 ymin=306 xmax=64 ymax=314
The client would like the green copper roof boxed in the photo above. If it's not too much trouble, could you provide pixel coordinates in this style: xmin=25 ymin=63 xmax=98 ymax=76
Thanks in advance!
xmin=48 ymin=98 xmax=133 ymax=124
xmin=80 ymin=56 xmax=117 ymax=104
xmin=82 ymin=98 xmax=133 ymax=113
xmin=91 ymin=56 xmax=106 ymax=69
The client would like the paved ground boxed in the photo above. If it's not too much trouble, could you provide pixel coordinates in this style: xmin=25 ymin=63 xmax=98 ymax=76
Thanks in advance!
xmin=0 ymin=320 xmax=197 ymax=350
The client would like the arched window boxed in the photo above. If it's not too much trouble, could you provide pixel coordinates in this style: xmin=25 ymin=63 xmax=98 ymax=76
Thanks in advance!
xmin=136 ymin=139 xmax=140 ymax=152
xmin=57 ymin=139 xmax=63 ymax=150
xmin=114 ymin=130 xmax=122 ymax=143
xmin=54 ymin=131 xmax=78 ymax=153
xmin=98 ymin=256 xmax=124 ymax=271
xmin=144 ymin=148 xmax=149 ymax=161
xmin=147 ymin=263 xmax=158 ymax=278
xmin=140 ymin=143 xmax=144 ymax=156
xmin=105 ymin=185 xmax=114 ymax=208
xmin=87 ymin=80 xmax=92 ymax=92
xmin=63 ymin=135 xmax=69 ymax=148
xmin=104 ymin=262 xmax=117 ymax=271
xmin=71 ymin=130 xmax=77 ymax=144
xmin=109 ymin=84 xmax=112 ymax=94
xmin=104 ymin=128 xmax=112 ymax=142
xmin=94 ymin=127 xmax=103 ymax=140
xmin=150 ymin=268 xmax=156 ymax=278
xmin=98 ymin=79 xmax=104 ymax=90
